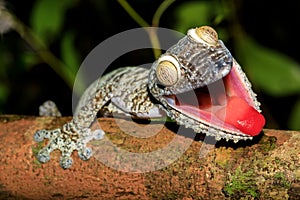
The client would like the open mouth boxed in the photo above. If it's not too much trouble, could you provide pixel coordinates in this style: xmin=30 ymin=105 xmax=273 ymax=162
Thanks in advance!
xmin=163 ymin=61 xmax=265 ymax=136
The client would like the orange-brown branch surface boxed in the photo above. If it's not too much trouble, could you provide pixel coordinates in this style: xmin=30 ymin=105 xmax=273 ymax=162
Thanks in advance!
xmin=0 ymin=115 xmax=299 ymax=199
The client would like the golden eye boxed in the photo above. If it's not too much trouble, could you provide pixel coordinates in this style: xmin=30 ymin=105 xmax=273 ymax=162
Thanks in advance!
xmin=191 ymin=26 xmax=219 ymax=46
xmin=156 ymin=55 xmax=180 ymax=86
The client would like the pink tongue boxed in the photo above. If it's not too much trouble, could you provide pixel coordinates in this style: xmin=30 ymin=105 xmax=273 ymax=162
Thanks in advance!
xmin=216 ymin=97 xmax=265 ymax=136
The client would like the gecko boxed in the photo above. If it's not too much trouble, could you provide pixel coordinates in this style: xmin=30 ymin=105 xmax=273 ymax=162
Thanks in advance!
xmin=34 ymin=26 xmax=265 ymax=169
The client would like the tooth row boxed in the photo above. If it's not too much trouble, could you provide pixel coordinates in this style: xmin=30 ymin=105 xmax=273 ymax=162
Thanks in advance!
xmin=165 ymin=106 xmax=253 ymax=143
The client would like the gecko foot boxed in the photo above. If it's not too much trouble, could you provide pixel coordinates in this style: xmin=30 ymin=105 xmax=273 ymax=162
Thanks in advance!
xmin=33 ymin=123 xmax=105 ymax=169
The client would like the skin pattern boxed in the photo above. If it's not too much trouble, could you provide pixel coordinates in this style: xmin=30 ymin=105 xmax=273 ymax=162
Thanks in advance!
xmin=34 ymin=26 xmax=261 ymax=169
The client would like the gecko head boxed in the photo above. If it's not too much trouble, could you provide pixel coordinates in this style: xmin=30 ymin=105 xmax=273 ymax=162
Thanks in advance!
xmin=149 ymin=26 xmax=265 ymax=141
xmin=152 ymin=26 xmax=233 ymax=94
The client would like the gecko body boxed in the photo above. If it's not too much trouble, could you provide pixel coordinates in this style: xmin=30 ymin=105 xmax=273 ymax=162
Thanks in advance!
xmin=34 ymin=26 xmax=265 ymax=168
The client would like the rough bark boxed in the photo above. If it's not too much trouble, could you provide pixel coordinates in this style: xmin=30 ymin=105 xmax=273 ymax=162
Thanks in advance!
xmin=0 ymin=115 xmax=299 ymax=200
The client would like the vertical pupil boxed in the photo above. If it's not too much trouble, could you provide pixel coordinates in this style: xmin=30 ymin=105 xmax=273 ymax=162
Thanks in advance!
xmin=161 ymin=67 xmax=172 ymax=83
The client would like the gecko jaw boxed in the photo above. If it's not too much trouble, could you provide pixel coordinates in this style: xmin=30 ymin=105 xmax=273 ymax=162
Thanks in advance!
xmin=163 ymin=60 xmax=265 ymax=137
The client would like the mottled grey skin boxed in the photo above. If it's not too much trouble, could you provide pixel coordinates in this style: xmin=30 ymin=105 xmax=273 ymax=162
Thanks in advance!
xmin=34 ymin=28 xmax=260 ymax=169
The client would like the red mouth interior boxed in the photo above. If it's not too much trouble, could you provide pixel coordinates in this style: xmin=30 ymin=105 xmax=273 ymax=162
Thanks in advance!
xmin=164 ymin=63 xmax=265 ymax=136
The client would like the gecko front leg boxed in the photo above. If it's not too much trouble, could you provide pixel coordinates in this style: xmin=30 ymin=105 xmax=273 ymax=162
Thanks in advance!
xmin=34 ymin=67 xmax=160 ymax=168
xmin=34 ymin=123 xmax=97 ymax=168
xmin=34 ymin=75 xmax=114 ymax=168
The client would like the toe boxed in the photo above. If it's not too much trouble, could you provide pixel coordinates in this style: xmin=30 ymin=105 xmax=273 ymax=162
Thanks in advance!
xmin=78 ymin=147 xmax=93 ymax=161
xmin=37 ymin=149 xmax=51 ymax=163
xmin=60 ymin=156 xmax=73 ymax=169
xmin=33 ymin=130 xmax=46 ymax=142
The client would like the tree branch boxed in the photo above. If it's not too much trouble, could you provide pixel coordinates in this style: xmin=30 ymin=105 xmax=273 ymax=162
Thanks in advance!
xmin=0 ymin=115 xmax=299 ymax=199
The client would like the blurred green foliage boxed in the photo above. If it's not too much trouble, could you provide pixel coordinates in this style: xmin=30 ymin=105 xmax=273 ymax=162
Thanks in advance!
xmin=30 ymin=0 xmax=80 ymax=83
xmin=289 ymin=99 xmax=300 ymax=129
xmin=30 ymin=0 xmax=81 ymax=92
xmin=0 ymin=0 xmax=300 ymax=130
xmin=236 ymin=36 xmax=300 ymax=95
xmin=30 ymin=0 xmax=74 ymax=45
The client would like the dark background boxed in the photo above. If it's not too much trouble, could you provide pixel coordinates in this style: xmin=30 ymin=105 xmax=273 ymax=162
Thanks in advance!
xmin=1 ymin=0 xmax=300 ymax=130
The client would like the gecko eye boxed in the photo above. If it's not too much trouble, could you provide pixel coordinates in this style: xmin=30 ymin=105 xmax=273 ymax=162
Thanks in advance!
xmin=189 ymin=26 xmax=218 ymax=46
xmin=156 ymin=55 xmax=181 ymax=87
